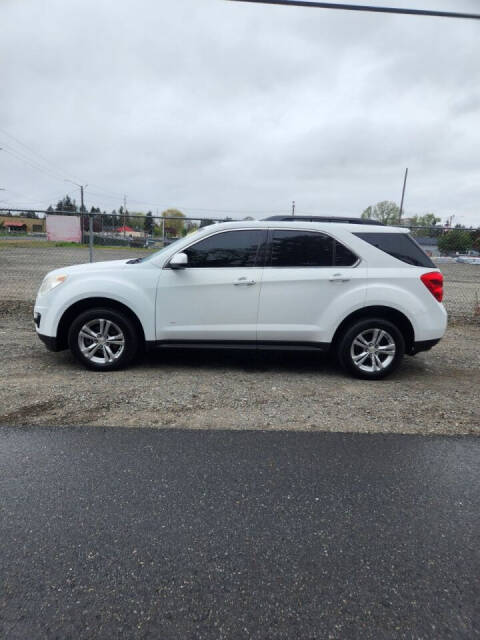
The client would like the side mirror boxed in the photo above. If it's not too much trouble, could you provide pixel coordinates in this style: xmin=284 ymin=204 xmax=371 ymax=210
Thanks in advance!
xmin=169 ymin=252 xmax=188 ymax=269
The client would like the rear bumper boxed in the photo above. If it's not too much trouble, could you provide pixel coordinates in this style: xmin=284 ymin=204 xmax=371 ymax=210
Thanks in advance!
xmin=409 ymin=339 xmax=441 ymax=355
xmin=37 ymin=332 xmax=63 ymax=352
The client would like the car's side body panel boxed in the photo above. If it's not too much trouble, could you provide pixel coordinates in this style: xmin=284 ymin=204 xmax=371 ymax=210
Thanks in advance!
xmin=256 ymin=264 xmax=368 ymax=343
xmin=155 ymin=266 xmax=264 ymax=341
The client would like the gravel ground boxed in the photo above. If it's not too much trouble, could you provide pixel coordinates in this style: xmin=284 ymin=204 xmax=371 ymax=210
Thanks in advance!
xmin=0 ymin=314 xmax=479 ymax=434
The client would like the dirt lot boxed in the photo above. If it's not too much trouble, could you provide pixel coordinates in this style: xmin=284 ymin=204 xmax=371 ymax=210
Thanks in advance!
xmin=0 ymin=313 xmax=479 ymax=434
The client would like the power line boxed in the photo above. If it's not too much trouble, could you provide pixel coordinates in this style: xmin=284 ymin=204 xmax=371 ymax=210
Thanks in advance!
xmin=0 ymin=144 xmax=69 ymax=183
xmin=0 ymin=127 xmax=80 ymax=183
xmin=86 ymin=189 xmax=289 ymax=215
xmin=88 ymin=184 xmax=126 ymax=199
xmin=227 ymin=0 xmax=480 ymax=20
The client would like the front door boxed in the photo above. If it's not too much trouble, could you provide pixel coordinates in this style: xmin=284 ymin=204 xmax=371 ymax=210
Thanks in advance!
xmin=156 ymin=229 xmax=267 ymax=343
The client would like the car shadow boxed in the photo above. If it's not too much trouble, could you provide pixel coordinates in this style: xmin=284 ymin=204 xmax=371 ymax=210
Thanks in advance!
xmin=141 ymin=347 xmax=339 ymax=375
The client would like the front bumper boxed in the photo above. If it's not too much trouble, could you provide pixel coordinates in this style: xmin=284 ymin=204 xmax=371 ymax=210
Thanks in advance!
xmin=35 ymin=307 xmax=64 ymax=351
xmin=34 ymin=301 xmax=64 ymax=352
xmin=37 ymin=332 xmax=62 ymax=352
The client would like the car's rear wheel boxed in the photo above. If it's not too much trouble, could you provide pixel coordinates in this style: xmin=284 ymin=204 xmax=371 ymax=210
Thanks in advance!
xmin=68 ymin=307 xmax=139 ymax=371
xmin=337 ymin=318 xmax=405 ymax=380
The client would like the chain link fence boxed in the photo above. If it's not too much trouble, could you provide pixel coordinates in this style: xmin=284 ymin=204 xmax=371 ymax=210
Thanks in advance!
xmin=0 ymin=211 xmax=479 ymax=321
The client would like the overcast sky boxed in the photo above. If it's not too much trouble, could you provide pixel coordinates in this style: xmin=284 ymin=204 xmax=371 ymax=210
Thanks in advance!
xmin=0 ymin=0 xmax=479 ymax=225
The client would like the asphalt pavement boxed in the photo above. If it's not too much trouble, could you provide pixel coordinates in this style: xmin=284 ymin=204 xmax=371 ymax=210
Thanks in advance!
xmin=0 ymin=427 xmax=478 ymax=639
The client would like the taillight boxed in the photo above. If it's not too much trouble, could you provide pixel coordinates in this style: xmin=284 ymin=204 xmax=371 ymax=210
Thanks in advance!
xmin=421 ymin=271 xmax=443 ymax=302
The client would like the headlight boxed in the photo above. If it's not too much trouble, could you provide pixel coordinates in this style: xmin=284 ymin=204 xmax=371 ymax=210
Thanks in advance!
xmin=38 ymin=274 xmax=68 ymax=296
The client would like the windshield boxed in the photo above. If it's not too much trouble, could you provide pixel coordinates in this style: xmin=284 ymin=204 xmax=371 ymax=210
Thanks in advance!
xmin=140 ymin=236 xmax=187 ymax=263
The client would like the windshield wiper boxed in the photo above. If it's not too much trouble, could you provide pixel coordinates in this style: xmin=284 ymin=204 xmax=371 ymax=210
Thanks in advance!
xmin=126 ymin=257 xmax=143 ymax=264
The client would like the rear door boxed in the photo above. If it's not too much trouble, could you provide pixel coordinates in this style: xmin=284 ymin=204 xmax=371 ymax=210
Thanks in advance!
xmin=156 ymin=229 xmax=267 ymax=342
xmin=257 ymin=229 xmax=367 ymax=344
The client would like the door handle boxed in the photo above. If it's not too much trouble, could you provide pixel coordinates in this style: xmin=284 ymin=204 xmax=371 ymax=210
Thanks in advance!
xmin=329 ymin=273 xmax=350 ymax=282
xmin=234 ymin=277 xmax=256 ymax=286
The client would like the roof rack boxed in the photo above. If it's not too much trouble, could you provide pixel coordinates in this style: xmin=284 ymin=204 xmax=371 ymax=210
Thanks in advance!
xmin=263 ymin=215 xmax=384 ymax=226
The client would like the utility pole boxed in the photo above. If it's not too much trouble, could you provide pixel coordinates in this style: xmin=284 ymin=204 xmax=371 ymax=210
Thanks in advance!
xmin=292 ymin=200 xmax=296 ymax=216
xmin=123 ymin=195 xmax=127 ymax=242
xmin=157 ymin=208 xmax=165 ymax=245
xmin=399 ymin=168 xmax=408 ymax=221
xmin=65 ymin=180 xmax=91 ymax=261
xmin=79 ymin=185 xmax=94 ymax=263
xmin=79 ymin=185 xmax=87 ymax=260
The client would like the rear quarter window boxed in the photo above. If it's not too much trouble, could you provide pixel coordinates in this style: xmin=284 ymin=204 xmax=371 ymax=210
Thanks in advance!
xmin=354 ymin=232 xmax=435 ymax=268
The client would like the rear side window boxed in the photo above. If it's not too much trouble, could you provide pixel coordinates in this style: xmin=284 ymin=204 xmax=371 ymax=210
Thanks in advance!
xmin=354 ymin=232 xmax=435 ymax=268
xmin=270 ymin=231 xmax=333 ymax=267
xmin=184 ymin=230 xmax=266 ymax=267
xmin=269 ymin=231 xmax=358 ymax=267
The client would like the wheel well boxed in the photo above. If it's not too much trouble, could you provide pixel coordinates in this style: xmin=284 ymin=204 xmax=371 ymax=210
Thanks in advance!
xmin=332 ymin=306 xmax=414 ymax=352
xmin=56 ymin=297 xmax=146 ymax=350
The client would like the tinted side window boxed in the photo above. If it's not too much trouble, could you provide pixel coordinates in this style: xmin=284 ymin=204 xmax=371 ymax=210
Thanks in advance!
xmin=354 ymin=233 xmax=435 ymax=268
xmin=334 ymin=241 xmax=357 ymax=266
xmin=184 ymin=230 xmax=266 ymax=268
xmin=270 ymin=231 xmax=333 ymax=267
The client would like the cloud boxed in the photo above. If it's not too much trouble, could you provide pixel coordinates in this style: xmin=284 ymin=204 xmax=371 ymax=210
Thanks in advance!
xmin=0 ymin=0 xmax=479 ymax=224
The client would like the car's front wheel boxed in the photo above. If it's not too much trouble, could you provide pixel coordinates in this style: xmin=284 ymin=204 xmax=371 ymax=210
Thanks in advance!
xmin=68 ymin=307 xmax=139 ymax=371
xmin=337 ymin=318 xmax=405 ymax=380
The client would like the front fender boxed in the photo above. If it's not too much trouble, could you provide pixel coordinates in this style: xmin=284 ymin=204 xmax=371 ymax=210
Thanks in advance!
xmin=42 ymin=272 xmax=157 ymax=341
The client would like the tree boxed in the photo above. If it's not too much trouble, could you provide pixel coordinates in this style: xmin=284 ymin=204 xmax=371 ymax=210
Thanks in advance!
xmin=86 ymin=206 xmax=103 ymax=232
xmin=55 ymin=195 xmax=78 ymax=214
xmin=144 ymin=211 xmax=154 ymax=235
xmin=361 ymin=201 xmax=401 ymax=225
xmin=185 ymin=220 xmax=199 ymax=235
xmin=110 ymin=209 xmax=119 ymax=230
xmin=98 ymin=209 xmax=113 ymax=230
xmin=437 ymin=229 xmax=473 ymax=255
xmin=407 ymin=213 xmax=441 ymax=237
xmin=162 ymin=208 xmax=185 ymax=237
xmin=128 ymin=213 xmax=145 ymax=231
xmin=118 ymin=205 xmax=130 ymax=228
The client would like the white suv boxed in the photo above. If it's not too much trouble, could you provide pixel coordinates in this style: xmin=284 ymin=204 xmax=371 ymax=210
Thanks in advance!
xmin=34 ymin=216 xmax=447 ymax=379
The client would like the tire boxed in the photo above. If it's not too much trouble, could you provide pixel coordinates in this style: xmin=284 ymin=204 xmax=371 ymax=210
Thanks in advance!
xmin=68 ymin=307 xmax=139 ymax=371
xmin=337 ymin=317 xmax=405 ymax=380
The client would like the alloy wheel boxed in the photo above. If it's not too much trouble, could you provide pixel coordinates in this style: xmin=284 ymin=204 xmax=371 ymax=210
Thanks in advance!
xmin=78 ymin=318 xmax=125 ymax=365
xmin=350 ymin=328 xmax=396 ymax=374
